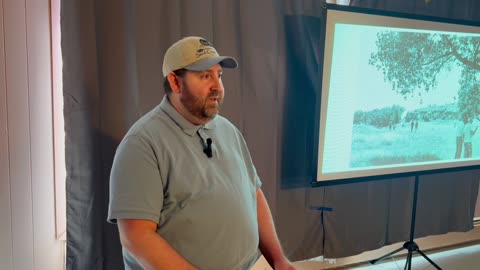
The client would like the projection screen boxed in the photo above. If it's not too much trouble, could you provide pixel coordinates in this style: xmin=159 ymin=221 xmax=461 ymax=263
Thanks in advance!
xmin=316 ymin=5 xmax=480 ymax=182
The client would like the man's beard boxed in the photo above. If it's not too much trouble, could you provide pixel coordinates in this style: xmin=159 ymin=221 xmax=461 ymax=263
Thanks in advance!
xmin=180 ymin=83 xmax=223 ymax=121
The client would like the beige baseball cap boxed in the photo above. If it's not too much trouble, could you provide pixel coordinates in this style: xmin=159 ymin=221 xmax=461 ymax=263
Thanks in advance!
xmin=162 ymin=36 xmax=238 ymax=77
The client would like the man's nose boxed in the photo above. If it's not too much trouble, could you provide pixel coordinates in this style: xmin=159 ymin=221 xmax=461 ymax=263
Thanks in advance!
xmin=211 ymin=76 xmax=222 ymax=91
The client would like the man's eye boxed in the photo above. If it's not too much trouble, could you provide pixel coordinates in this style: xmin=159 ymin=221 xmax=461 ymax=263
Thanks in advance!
xmin=201 ymin=74 xmax=210 ymax=79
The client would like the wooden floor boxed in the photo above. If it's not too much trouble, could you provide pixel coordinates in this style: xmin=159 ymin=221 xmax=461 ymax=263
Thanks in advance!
xmin=293 ymin=225 xmax=480 ymax=270
xmin=344 ymin=243 xmax=480 ymax=269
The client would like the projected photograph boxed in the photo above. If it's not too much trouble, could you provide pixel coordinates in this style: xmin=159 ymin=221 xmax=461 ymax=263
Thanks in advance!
xmin=320 ymin=19 xmax=480 ymax=179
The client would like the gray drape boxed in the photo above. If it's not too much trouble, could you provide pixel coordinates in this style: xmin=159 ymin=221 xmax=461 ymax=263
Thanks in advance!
xmin=62 ymin=0 xmax=479 ymax=269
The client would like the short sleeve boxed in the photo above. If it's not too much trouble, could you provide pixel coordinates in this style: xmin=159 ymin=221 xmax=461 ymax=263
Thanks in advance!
xmin=253 ymin=166 xmax=262 ymax=190
xmin=108 ymin=135 xmax=164 ymax=224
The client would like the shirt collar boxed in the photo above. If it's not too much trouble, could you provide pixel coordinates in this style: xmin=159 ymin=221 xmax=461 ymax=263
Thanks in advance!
xmin=159 ymin=96 xmax=217 ymax=136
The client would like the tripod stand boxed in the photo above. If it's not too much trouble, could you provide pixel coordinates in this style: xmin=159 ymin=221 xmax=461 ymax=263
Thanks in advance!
xmin=370 ymin=175 xmax=442 ymax=270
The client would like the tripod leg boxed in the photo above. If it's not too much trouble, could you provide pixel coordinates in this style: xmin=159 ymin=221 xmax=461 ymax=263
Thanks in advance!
xmin=371 ymin=246 xmax=405 ymax=264
xmin=416 ymin=249 xmax=443 ymax=270
xmin=408 ymin=252 xmax=412 ymax=270
xmin=403 ymin=251 xmax=412 ymax=270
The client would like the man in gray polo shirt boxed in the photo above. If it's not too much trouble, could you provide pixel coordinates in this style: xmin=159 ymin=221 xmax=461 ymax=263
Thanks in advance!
xmin=108 ymin=36 xmax=295 ymax=270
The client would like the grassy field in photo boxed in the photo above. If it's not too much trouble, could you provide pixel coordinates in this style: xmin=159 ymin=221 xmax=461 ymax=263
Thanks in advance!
xmin=349 ymin=121 xmax=480 ymax=168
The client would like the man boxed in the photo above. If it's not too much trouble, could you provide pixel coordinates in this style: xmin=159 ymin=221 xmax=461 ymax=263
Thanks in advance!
xmin=454 ymin=115 xmax=465 ymax=159
xmin=108 ymin=36 xmax=295 ymax=270
xmin=463 ymin=114 xmax=476 ymax=158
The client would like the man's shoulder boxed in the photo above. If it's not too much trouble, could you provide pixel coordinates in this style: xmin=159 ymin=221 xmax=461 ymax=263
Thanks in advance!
xmin=215 ymin=115 xmax=239 ymax=131
xmin=125 ymin=105 xmax=170 ymax=139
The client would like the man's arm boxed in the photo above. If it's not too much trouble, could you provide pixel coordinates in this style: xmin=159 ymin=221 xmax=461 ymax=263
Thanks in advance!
xmin=118 ymin=219 xmax=197 ymax=270
xmin=257 ymin=189 xmax=296 ymax=270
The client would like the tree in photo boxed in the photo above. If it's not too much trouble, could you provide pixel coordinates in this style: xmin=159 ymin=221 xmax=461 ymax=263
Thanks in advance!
xmin=369 ymin=31 xmax=480 ymax=117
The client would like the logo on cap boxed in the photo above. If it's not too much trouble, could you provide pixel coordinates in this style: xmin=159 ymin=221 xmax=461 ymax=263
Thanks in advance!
xmin=196 ymin=39 xmax=215 ymax=58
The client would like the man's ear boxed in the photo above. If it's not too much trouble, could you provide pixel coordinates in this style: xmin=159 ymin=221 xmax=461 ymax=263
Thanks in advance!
xmin=167 ymin=73 xmax=182 ymax=94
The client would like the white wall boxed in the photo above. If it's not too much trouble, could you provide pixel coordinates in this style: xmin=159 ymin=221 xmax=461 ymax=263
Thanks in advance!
xmin=0 ymin=0 xmax=65 ymax=269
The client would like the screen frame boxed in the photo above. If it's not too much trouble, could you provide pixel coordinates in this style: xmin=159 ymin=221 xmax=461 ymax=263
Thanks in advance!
xmin=312 ymin=3 xmax=480 ymax=187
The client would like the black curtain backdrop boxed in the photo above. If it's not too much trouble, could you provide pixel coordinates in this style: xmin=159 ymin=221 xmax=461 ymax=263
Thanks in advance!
xmin=63 ymin=0 xmax=479 ymax=269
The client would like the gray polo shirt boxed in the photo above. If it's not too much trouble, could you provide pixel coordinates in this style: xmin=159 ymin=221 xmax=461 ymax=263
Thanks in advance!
xmin=108 ymin=96 xmax=262 ymax=270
